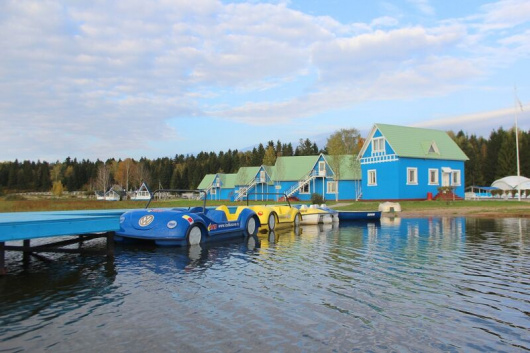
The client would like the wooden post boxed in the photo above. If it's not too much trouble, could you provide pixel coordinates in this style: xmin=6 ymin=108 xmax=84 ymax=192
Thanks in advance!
xmin=23 ymin=239 xmax=31 ymax=263
xmin=0 ymin=242 xmax=6 ymax=275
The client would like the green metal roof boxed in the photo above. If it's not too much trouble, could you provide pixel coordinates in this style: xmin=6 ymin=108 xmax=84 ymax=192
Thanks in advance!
xmin=197 ymin=174 xmax=216 ymax=189
xmin=235 ymin=167 xmax=261 ymax=185
xmin=272 ymin=155 xmax=319 ymax=181
xmin=375 ymin=123 xmax=469 ymax=161
xmin=272 ymin=154 xmax=361 ymax=181
xmin=219 ymin=173 xmax=237 ymax=188
xmin=197 ymin=173 xmax=236 ymax=189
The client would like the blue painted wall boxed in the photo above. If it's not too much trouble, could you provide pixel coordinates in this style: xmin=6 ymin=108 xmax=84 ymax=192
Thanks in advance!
xmin=359 ymin=126 xmax=466 ymax=200
xmin=361 ymin=158 xmax=466 ymax=200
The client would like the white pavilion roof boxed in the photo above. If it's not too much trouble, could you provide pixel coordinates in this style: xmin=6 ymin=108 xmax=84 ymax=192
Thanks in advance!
xmin=491 ymin=176 xmax=530 ymax=190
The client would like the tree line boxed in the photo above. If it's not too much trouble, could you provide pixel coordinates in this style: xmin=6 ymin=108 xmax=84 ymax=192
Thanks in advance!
xmin=0 ymin=127 xmax=528 ymax=195
xmin=0 ymin=139 xmax=319 ymax=195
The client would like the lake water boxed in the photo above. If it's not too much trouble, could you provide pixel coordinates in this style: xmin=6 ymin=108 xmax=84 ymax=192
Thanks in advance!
xmin=1 ymin=217 xmax=529 ymax=352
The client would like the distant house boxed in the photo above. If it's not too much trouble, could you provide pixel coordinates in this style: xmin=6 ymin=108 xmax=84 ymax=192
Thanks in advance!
xmin=197 ymin=173 xmax=236 ymax=200
xmin=95 ymin=185 xmax=125 ymax=201
xmin=273 ymin=153 xmax=361 ymax=202
xmin=130 ymin=182 xmax=152 ymax=201
xmin=358 ymin=123 xmax=468 ymax=200
xmin=233 ymin=166 xmax=275 ymax=201
xmin=196 ymin=153 xmax=361 ymax=202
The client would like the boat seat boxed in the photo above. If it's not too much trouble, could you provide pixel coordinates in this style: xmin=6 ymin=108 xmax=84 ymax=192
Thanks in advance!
xmin=216 ymin=205 xmax=230 ymax=215
xmin=188 ymin=206 xmax=204 ymax=213
xmin=207 ymin=210 xmax=228 ymax=223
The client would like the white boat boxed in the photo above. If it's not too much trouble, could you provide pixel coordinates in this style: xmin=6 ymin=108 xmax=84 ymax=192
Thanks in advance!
xmin=297 ymin=205 xmax=332 ymax=225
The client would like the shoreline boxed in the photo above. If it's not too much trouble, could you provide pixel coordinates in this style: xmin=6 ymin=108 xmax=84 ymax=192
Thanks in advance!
xmin=394 ymin=208 xmax=530 ymax=219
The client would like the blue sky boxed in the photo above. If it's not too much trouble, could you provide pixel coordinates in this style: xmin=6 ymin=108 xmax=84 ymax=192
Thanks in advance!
xmin=1 ymin=0 xmax=529 ymax=162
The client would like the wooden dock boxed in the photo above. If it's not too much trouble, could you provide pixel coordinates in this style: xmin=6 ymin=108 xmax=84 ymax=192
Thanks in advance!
xmin=0 ymin=210 xmax=126 ymax=274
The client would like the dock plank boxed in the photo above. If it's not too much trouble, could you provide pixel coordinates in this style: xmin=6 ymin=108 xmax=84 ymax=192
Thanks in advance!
xmin=0 ymin=210 xmax=127 ymax=242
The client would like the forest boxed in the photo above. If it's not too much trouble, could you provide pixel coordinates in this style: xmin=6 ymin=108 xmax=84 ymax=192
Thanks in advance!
xmin=0 ymin=127 xmax=529 ymax=196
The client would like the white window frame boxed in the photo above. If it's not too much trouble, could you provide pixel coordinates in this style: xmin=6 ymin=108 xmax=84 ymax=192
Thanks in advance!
xmin=407 ymin=167 xmax=418 ymax=185
xmin=368 ymin=170 xmax=377 ymax=186
xmin=428 ymin=169 xmax=439 ymax=185
xmin=211 ymin=187 xmax=217 ymax=195
xmin=372 ymin=137 xmax=385 ymax=153
xmin=299 ymin=183 xmax=310 ymax=194
xmin=327 ymin=181 xmax=337 ymax=194
xmin=318 ymin=161 xmax=326 ymax=176
xmin=452 ymin=170 xmax=461 ymax=186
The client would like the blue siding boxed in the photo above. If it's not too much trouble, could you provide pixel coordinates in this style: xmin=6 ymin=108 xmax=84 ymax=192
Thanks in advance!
xmin=361 ymin=161 xmax=400 ymax=200
xmin=361 ymin=158 xmax=466 ymax=200
xmin=244 ymin=184 xmax=275 ymax=201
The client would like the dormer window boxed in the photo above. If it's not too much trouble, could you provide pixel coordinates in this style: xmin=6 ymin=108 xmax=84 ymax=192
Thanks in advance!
xmin=372 ymin=137 xmax=385 ymax=154
xmin=428 ymin=141 xmax=440 ymax=154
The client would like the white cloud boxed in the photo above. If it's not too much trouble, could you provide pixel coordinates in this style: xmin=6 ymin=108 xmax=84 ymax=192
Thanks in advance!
xmin=407 ymin=0 xmax=435 ymax=16
xmin=415 ymin=104 xmax=530 ymax=136
xmin=480 ymin=0 xmax=530 ymax=29
xmin=0 ymin=0 xmax=529 ymax=161
xmin=370 ymin=16 xmax=399 ymax=28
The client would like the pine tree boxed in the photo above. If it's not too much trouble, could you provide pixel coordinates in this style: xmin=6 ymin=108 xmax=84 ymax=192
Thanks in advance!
xmin=496 ymin=129 xmax=517 ymax=178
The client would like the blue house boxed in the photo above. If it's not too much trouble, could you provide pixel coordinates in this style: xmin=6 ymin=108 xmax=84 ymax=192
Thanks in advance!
xmin=272 ymin=153 xmax=361 ymax=201
xmin=196 ymin=153 xmax=362 ymax=202
xmin=233 ymin=166 xmax=275 ymax=201
xmin=358 ymin=123 xmax=468 ymax=200
xmin=197 ymin=173 xmax=236 ymax=200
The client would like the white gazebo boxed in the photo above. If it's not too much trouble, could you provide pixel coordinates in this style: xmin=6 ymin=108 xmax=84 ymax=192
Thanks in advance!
xmin=491 ymin=176 xmax=530 ymax=199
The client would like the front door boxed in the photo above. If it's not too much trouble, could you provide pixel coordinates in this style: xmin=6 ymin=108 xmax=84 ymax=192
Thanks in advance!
xmin=442 ymin=172 xmax=451 ymax=186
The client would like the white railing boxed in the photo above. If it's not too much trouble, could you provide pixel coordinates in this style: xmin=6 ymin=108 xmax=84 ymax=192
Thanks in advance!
xmin=202 ymin=182 xmax=217 ymax=199
xmin=234 ymin=178 xmax=258 ymax=201
xmin=285 ymin=170 xmax=317 ymax=197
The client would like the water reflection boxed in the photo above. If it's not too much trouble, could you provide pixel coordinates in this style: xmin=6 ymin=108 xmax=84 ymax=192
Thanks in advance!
xmin=0 ymin=252 xmax=118 ymax=350
xmin=0 ymin=217 xmax=528 ymax=352
xmin=116 ymin=233 xmax=261 ymax=273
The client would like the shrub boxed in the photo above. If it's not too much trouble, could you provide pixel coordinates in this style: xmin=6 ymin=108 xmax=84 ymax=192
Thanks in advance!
xmin=311 ymin=193 xmax=324 ymax=205
xmin=52 ymin=181 xmax=64 ymax=196
xmin=5 ymin=194 xmax=26 ymax=201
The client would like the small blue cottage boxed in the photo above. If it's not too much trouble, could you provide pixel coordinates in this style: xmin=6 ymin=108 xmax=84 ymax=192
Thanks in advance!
xmin=272 ymin=153 xmax=361 ymax=201
xmin=358 ymin=124 xmax=468 ymax=200
xmin=197 ymin=173 xmax=236 ymax=200
xmin=233 ymin=165 xmax=275 ymax=201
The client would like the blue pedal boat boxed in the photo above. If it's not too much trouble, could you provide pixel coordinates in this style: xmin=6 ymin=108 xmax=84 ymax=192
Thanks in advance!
xmin=115 ymin=190 xmax=260 ymax=246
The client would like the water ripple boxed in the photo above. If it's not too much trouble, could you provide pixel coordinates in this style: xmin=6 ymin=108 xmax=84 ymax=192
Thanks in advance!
xmin=1 ymin=217 xmax=529 ymax=352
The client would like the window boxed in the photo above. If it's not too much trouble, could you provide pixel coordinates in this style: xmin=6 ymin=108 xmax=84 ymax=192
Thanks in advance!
xmin=452 ymin=170 xmax=461 ymax=186
xmin=327 ymin=181 xmax=337 ymax=193
xmin=372 ymin=138 xmax=385 ymax=153
xmin=318 ymin=161 xmax=326 ymax=176
xmin=211 ymin=188 xmax=216 ymax=195
xmin=368 ymin=170 xmax=377 ymax=186
xmin=300 ymin=183 xmax=310 ymax=194
xmin=428 ymin=142 xmax=440 ymax=154
xmin=407 ymin=168 xmax=418 ymax=185
xmin=429 ymin=169 xmax=439 ymax=185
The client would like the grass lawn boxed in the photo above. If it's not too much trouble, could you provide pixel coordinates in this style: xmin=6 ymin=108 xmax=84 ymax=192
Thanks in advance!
xmin=1 ymin=196 xmax=529 ymax=217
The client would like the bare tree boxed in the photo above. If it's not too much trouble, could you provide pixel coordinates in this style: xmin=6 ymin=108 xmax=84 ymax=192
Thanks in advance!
xmin=96 ymin=164 xmax=111 ymax=199
xmin=132 ymin=162 xmax=151 ymax=189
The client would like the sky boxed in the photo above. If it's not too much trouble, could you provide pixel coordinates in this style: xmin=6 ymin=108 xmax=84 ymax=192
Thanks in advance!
xmin=1 ymin=0 xmax=529 ymax=162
